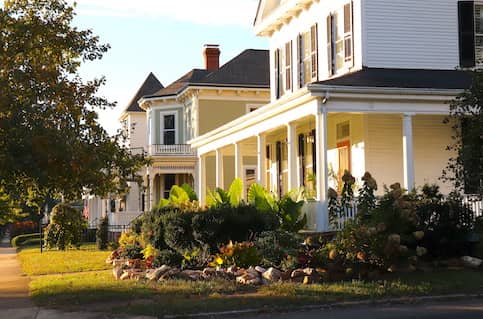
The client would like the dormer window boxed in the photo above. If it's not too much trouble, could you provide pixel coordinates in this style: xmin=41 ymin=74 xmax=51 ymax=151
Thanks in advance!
xmin=327 ymin=2 xmax=354 ymax=76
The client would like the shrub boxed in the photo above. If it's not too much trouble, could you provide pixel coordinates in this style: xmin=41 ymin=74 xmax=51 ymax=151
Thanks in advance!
xmin=162 ymin=211 xmax=196 ymax=254
xmin=154 ymin=249 xmax=183 ymax=267
xmin=44 ymin=203 xmax=86 ymax=250
xmin=11 ymin=233 xmax=41 ymax=248
xmin=96 ymin=216 xmax=109 ymax=250
xmin=117 ymin=231 xmax=144 ymax=259
xmin=215 ymin=241 xmax=261 ymax=268
xmin=255 ymin=230 xmax=302 ymax=268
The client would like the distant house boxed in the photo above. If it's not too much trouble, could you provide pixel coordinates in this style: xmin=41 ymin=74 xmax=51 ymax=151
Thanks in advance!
xmin=83 ymin=73 xmax=164 ymax=227
xmin=138 ymin=45 xmax=270 ymax=211
xmin=189 ymin=0 xmax=478 ymax=231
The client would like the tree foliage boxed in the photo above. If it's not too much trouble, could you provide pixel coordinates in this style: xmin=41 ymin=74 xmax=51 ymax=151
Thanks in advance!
xmin=443 ymin=71 xmax=483 ymax=195
xmin=44 ymin=203 xmax=86 ymax=250
xmin=0 ymin=0 xmax=148 ymax=213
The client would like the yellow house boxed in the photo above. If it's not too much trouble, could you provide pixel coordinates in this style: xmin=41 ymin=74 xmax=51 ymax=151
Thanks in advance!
xmin=138 ymin=45 xmax=270 ymax=210
xmin=189 ymin=0 xmax=476 ymax=231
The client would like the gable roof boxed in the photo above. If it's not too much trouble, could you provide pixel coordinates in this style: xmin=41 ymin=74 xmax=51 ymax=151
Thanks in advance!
xmin=145 ymin=49 xmax=269 ymax=99
xmin=124 ymin=73 xmax=164 ymax=112
xmin=314 ymin=68 xmax=473 ymax=90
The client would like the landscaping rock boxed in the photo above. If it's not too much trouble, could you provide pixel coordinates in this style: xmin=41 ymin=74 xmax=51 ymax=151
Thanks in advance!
xmin=461 ymin=256 xmax=483 ymax=269
xmin=236 ymin=272 xmax=261 ymax=285
xmin=255 ymin=266 xmax=266 ymax=273
xmin=178 ymin=270 xmax=203 ymax=281
xmin=113 ymin=266 xmax=123 ymax=280
xmin=146 ymin=265 xmax=171 ymax=281
xmin=202 ymin=267 xmax=216 ymax=279
xmin=159 ymin=268 xmax=180 ymax=281
xmin=262 ymin=267 xmax=282 ymax=282
xmin=106 ymin=251 xmax=119 ymax=264
xmin=416 ymin=246 xmax=427 ymax=257
xmin=303 ymin=274 xmax=319 ymax=285
xmin=120 ymin=271 xmax=130 ymax=280
xmin=303 ymin=268 xmax=316 ymax=276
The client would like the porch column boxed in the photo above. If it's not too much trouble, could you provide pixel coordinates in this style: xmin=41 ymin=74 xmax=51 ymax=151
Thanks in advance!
xmin=234 ymin=142 xmax=242 ymax=179
xmin=256 ymin=134 xmax=266 ymax=186
xmin=315 ymin=102 xmax=329 ymax=231
xmin=402 ymin=113 xmax=415 ymax=191
xmin=148 ymin=174 xmax=155 ymax=211
xmin=197 ymin=155 xmax=206 ymax=204
xmin=287 ymin=122 xmax=298 ymax=191
xmin=215 ymin=149 xmax=224 ymax=188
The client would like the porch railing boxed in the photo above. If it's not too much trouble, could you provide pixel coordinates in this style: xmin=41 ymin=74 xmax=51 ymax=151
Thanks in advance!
xmin=303 ymin=194 xmax=483 ymax=232
xmin=107 ymin=211 xmax=142 ymax=227
xmin=148 ymin=144 xmax=196 ymax=157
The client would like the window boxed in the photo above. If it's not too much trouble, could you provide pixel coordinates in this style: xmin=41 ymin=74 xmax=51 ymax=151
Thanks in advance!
xmin=457 ymin=1 xmax=483 ymax=67
xmin=163 ymin=174 xmax=176 ymax=199
xmin=285 ymin=41 xmax=293 ymax=92
xmin=336 ymin=121 xmax=350 ymax=140
xmin=298 ymin=24 xmax=318 ymax=87
xmin=298 ymin=134 xmax=306 ymax=186
xmin=327 ymin=2 xmax=354 ymax=75
xmin=161 ymin=112 xmax=177 ymax=145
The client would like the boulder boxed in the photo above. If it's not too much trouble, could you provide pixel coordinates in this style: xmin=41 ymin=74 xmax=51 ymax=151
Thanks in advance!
xmin=159 ymin=268 xmax=180 ymax=281
xmin=461 ymin=256 xmax=483 ymax=269
xmin=120 ymin=271 xmax=130 ymax=280
xmin=255 ymin=266 xmax=266 ymax=273
xmin=113 ymin=266 xmax=123 ymax=280
xmin=178 ymin=270 xmax=203 ymax=281
xmin=290 ymin=268 xmax=306 ymax=278
xmin=146 ymin=265 xmax=171 ymax=281
xmin=236 ymin=272 xmax=261 ymax=285
xmin=303 ymin=274 xmax=319 ymax=285
xmin=262 ymin=267 xmax=282 ymax=282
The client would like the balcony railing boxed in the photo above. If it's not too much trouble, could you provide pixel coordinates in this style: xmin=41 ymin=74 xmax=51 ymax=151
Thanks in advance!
xmin=148 ymin=144 xmax=196 ymax=157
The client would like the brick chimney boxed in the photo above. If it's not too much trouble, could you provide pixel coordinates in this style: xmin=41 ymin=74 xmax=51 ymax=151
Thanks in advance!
xmin=203 ymin=44 xmax=220 ymax=70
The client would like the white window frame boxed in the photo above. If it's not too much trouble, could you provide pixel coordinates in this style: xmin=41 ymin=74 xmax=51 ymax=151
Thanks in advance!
xmin=475 ymin=3 xmax=483 ymax=66
xmin=159 ymin=111 xmax=178 ymax=145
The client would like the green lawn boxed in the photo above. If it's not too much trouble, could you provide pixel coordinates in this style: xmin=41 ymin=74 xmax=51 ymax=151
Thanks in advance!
xmin=19 ymin=245 xmax=483 ymax=317
xmin=18 ymin=244 xmax=111 ymax=276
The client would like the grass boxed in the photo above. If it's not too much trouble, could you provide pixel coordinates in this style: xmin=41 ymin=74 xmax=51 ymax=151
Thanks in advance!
xmin=19 ymin=245 xmax=483 ymax=316
xmin=18 ymin=244 xmax=111 ymax=276
xmin=29 ymin=269 xmax=483 ymax=317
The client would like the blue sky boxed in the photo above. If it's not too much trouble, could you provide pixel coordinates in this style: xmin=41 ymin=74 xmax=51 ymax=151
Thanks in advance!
xmin=71 ymin=0 xmax=268 ymax=135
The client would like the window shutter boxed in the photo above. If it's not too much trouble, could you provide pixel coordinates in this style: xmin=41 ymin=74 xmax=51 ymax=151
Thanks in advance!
xmin=310 ymin=24 xmax=318 ymax=81
xmin=459 ymin=1 xmax=475 ymax=67
xmin=327 ymin=15 xmax=333 ymax=76
xmin=298 ymin=34 xmax=304 ymax=88
xmin=274 ymin=49 xmax=280 ymax=98
xmin=285 ymin=41 xmax=293 ymax=91
xmin=344 ymin=2 xmax=354 ymax=67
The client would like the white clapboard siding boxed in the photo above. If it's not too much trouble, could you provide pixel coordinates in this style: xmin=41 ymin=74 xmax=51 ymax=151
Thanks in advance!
xmin=363 ymin=0 xmax=460 ymax=69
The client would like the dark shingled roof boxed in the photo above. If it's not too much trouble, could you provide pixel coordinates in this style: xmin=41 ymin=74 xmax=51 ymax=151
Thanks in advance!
xmin=146 ymin=49 xmax=269 ymax=98
xmin=314 ymin=68 xmax=473 ymax=90
xmin=124 ymin=73 xmax=164 ymax=112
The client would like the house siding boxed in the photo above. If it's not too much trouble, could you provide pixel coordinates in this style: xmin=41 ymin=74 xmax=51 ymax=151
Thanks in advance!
xmin=363 ymin=0 xmax=460 ymax=69
xmin=198 ymin=99 xmax=255 ymax=135
xmin=153 ymin=107 xmax=184 ymax=144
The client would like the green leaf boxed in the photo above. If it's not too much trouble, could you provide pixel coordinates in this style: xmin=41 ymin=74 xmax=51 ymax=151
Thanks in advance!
xmin=228 ymin=178 xmax=243 ymax=207
xmin=168 ymin=185 xmax=190 ymax=205
xmin=181 ymin=184 xmax=198 ymax=201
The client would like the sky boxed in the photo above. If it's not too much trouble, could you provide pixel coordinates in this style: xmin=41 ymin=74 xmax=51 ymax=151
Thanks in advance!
xmin=70 ymin=0 xmax=268 ymax=135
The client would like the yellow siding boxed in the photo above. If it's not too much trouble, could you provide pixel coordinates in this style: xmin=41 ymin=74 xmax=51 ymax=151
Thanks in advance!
xmin=198 ymin=99 xmax=257 ymax=135
xmin=365 ymin=114 xmax=404 ymax=192
xmin=413 ymin=115 xmax=453 ymax=194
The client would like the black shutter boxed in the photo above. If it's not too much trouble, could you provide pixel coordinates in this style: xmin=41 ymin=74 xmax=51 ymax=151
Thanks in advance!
xmin=274 ymin=49 xmax=280 ymax=98
xmin=327 ymin=15 xmax=334 ymax=76
xmin=298 ymin=34 xmax=304 ymax=88
xmin=459 ymin=1 xmax=475 ymax=67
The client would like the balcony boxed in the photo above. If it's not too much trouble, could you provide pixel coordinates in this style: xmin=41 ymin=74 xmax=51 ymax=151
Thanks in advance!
xmin=148 ymin=144 xmax=197 ymax=157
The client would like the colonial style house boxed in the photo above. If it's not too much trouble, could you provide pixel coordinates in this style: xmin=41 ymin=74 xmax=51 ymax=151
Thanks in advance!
xmin=85 ymin=46 xmax=270 ymax=226
xmin=189 ymin=0 xmax=478 ymax=231
xmin=138 ymin=46 xmax=270 ymax=211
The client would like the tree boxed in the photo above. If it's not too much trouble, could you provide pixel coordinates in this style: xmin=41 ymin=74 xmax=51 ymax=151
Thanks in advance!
xmin=44 ymin=203 xmax=86 ymax=250
xmin=443 ymin=71 xmax=483 ymax=196
xmin=0 ymin=0 xmax=148 ymax=215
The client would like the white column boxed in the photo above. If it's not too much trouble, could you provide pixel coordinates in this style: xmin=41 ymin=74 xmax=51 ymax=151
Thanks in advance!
xmin=148 ymin=174 xmax=155 ymax=211
xmin=234 ymin=142 xmax=243 ymax=179
xmin=402 ymin=113 xmax=415 ymax=191
xmin=256 ymin=134 xmax=266 ymax=186
xmin=215 ymin=149 xmax=224 ymax=188
xmin=197 ymin=155 xmax=206 ymax=204
xmin=287 ymin=122 xmax=298 ymax=191
xmin=315 ymin=102 xmax=329 ymax=231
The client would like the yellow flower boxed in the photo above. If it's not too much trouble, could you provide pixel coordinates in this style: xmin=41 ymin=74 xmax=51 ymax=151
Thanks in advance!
xmin=215 ymin=255 xmax=224 ymax=265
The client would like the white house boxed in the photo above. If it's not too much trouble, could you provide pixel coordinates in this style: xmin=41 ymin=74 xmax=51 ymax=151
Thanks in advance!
xmin=189 ymin=0 xmax=478 ymax=231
